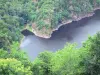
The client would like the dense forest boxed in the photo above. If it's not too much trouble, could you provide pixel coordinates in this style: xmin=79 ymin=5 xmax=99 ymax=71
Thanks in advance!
xmin=0 ymin=0 xmax=100 ymax=75
xmin=32 ymin=0 xmax=100 ymax=37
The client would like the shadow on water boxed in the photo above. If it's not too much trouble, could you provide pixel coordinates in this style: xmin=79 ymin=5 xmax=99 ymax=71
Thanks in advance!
xmin=20 ymin=9 xmax=100 ymax=60
xmin=21 ymin=29 xmax=34 ymax=36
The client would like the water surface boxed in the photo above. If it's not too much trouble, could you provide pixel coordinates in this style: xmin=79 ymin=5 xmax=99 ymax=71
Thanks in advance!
xmin=20 ymin=12 xmax=100 ymax=60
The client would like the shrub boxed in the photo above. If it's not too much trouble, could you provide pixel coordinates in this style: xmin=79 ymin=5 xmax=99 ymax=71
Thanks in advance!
xmin=82 ymin=32 xmax=100 ymax=75
xmin=0 ymin=58 xmax=32 ymax=75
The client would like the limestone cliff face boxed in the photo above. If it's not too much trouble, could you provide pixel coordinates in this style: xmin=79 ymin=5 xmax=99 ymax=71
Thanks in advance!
xmin=31 ymin=0 xmax=100 ymax=38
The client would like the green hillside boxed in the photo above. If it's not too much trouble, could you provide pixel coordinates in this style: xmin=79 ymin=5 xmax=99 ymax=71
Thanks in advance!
xmin=0 ymin=0 xmax=100 ymax=75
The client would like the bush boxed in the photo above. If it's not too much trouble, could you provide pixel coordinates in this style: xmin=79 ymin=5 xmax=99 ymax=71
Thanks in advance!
xmin=0 ymin=42 xmax=32 ymax=68
xmin=0 ymin=58 xmax=32 ymax=75
xmin=50 ymin=44 xmax=85 ymax=75
xmin=82 ymin=32 xmax=100 ymax=75
xmin=32 ymin=51 xmax=53 ymax=75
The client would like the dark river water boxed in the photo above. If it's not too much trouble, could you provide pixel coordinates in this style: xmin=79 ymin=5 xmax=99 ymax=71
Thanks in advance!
xmin=20 ymin=10 xmax=100 ymax=60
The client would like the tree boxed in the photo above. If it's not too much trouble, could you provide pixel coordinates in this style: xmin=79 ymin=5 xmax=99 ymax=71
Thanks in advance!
xmin=0 ymin=0 xmax=35 ymax=50
xmin=50 ymin=44 xmax=85 ymax=75
xmin=0 ymin=58 xmax=32 ymax=75
xmin=82 ymin=32 xmax=100 ymax=75
xmin=0 ymin=20 xmax=11 ymax=50
xmin=0 ymin=42 xmax=32 ymax=68
xmin=32 ymin=51 xmax=53 ymax=75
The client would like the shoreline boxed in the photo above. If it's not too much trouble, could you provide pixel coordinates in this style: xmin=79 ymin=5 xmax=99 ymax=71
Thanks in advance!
xmin=31 ymin=7 xmax=100 ymax=39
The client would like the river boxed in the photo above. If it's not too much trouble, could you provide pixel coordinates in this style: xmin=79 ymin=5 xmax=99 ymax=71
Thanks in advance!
xmin=20 ymin=10 xmax=100 ymax=60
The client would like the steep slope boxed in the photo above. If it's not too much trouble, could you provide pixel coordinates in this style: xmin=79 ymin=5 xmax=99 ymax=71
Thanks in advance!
xmin=31 ymin=0 xmax=100 ymax=38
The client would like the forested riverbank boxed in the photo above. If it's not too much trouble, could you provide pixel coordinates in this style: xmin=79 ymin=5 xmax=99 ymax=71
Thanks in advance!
xmin=0 ymin=0 xmax=100 ymax=75
xmin=1 ymin=32 xmax=100 ymax=75
xmin=31 ymin=0 xmax=100 ymax=38
xmin=20 ymin=12 xmax=100 ymax=60
xmin=1 ymin=0 xmax=100 ymax=50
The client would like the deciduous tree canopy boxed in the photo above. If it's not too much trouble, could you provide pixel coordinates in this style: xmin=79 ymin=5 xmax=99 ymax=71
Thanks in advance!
xmin=0 ymin=0 xmax=100 ymax=75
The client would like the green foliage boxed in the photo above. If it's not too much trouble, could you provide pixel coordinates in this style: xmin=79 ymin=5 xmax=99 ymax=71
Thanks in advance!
xmin=10 ymin=42 xmax=32 ymax=67
xmin=0 ymin=58 xmax=32 ymax=75
xmin=0 ymin=20 xmax=11 ymax=50
xmin=0 ymin=49 xmax=9 ymax=58
xmin=0 ymin=0 xmax=100 ymax=75
xmin=31 ymin=33 xmax=100 ymax=75
xmin=32 ymin=51 xmax=53 ymax=75
xmin=1 ymin=32 xmax=100 ymax=75
xmin=0 ymin=0 xmax=35 ymax=50
xmin=50 ymin=44 xmax=85 ymax=75
xmin=31 ymin=44 xmax=86 ymax=75
xmin=81 ymin=32 xmax=100 ymax=75
xmin=0 ymin=0 xmax=100 ymax=50
xmin=0 ymin=0 xmax=35 ymax=72
xmin=36 ymin=20 xmax=46 ymax=30
xmin=0 ymin=42 xmax=32 ymax=68
xmin=34 ymin=0 xmax=99 ymax=29
xmin=96 ymin=0 xmax=100 ymax=5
